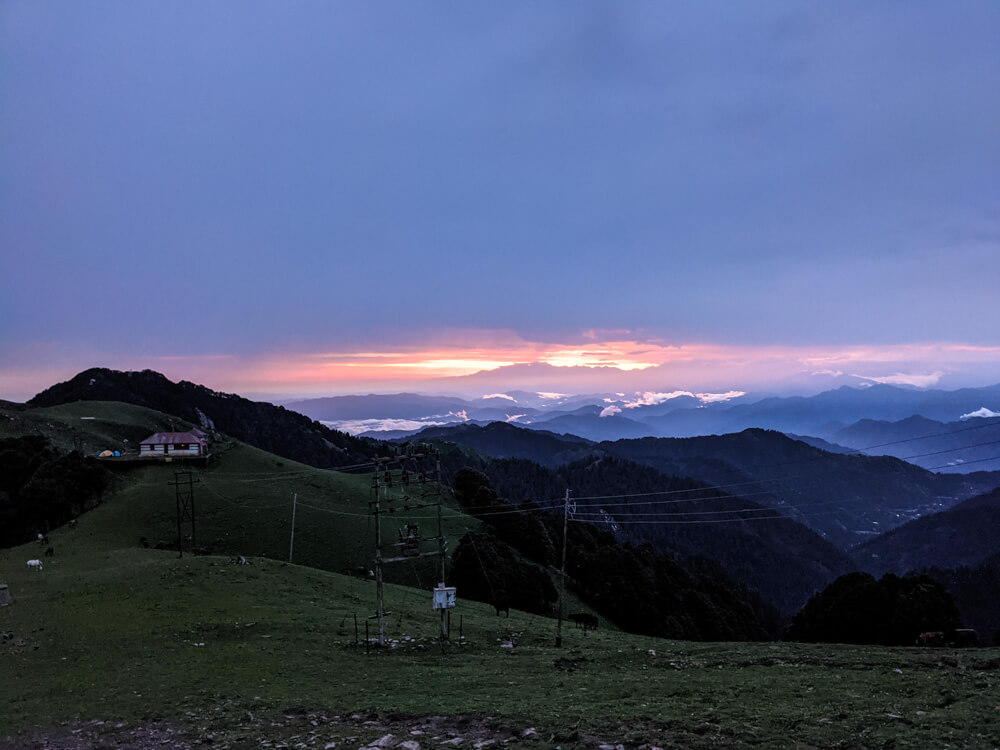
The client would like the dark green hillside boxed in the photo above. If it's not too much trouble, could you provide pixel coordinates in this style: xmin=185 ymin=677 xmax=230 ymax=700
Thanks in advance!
xmin=924 ymin=552 xmax=1000 ymax=645
xmin=412 ymin=421 xmax=593 ymax=467
xmin=603 ymin=429 xmax=1000 ymax=548
xmin=4 ymin=399 xmax=769 ymax=643
xmin=449 ymin=469 xmax=774 ymax=640
xmin=0 ymin=400 xmax=476 ymax=577
xmin=786 ymin=572 xmax=961 ymax=646
xmin=29 ymin=367 xmax=378 ymax=468
xmin=441 ymin=451 xmax=851 ymax=617
xmin=0 ymin=435 xmax=110 ymax=546
xmin=0 ymin=399 xmax=188 ymax=454
xmin=853 ymin=487 xmax=1000 ymax=575
xmin=415 ymin=422 xmax=1000 ymax=550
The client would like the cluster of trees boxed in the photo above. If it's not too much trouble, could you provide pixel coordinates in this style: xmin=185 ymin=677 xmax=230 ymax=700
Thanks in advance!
xmin=0 ymin=435 xmax=110 ymax=547
xmin=449 ymin=468 xmax=773 ymax=641
xmin=922 ymin=558 xmax=1000 ymax=646
xmin=786 ymin=572 xmax=961 ymax=645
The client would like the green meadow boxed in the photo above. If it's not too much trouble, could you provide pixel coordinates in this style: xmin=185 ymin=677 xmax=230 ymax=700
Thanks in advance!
xmin=2 ymin=401 xmax=1000 ymax=748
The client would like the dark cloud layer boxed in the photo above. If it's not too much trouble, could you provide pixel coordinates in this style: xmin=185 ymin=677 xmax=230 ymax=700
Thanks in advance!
xmin=1 ymin=2 xmax=998 ymax=383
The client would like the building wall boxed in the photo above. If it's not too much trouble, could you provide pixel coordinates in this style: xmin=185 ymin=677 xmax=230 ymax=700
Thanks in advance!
xmin=140 ymin=444 xmax=204 ymax=456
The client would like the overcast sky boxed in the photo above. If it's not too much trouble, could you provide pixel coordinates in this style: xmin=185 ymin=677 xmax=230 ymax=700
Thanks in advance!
xmin=2 ymin=2 xmax=999 ymax=400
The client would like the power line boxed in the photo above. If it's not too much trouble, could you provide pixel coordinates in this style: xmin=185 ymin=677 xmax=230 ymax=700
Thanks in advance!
xmin=567 ymin=477 xmax=784 ymax=505
xmin=924 ymin=453 xmax=1000 ymax=471
xmin=570 ymin=493 xmax=808 ymax=518
xmin=856 ymin=419 xmax=1000 ymax=451
xmin=898 ymin=438 xmax=1000 ymax=461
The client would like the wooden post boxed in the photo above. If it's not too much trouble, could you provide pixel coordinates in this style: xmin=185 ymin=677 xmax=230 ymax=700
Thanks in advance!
xmin=374 ymin=472 xmax=385 ymax=647
xmin=556 ymin=488 xmax=570 ymax=648
xmin=288 ymin=493 xmax=297 ymax=563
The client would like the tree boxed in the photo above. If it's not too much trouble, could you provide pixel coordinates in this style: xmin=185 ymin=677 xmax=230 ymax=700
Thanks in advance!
xmin=787 ymin=572 xmax=961 ymax=645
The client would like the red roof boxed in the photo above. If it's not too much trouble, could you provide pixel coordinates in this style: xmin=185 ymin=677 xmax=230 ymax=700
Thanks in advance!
xmin=140 ymin=431 xmax=208 ymax=445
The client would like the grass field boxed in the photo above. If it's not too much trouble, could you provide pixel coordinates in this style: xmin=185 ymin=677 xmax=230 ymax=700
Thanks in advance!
xmin=3 ymin=545 xmax=1000 ymax=749
xmin=3 ymin=401 xmax=1000 ymax=748
xmin=1 ymin=400 xmax=478 ymax=580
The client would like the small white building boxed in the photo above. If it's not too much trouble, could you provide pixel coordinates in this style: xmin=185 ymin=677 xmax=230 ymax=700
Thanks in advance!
xmin=139 ymin=429 xmax=208 ymax=457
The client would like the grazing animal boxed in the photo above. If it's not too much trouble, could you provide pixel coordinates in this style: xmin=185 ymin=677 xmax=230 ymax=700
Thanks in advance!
xmin=27 ymin=559 xmax=43 ymax=571
xmin=916 ymin=631 xmax=945 ymax=647
xmin=493 ymin=597 xmax=511 ymax=617
xmin=44 ymin=547 xmax=54 ymax=558
xmin=568 ymin=612 xmax=599 ymax=631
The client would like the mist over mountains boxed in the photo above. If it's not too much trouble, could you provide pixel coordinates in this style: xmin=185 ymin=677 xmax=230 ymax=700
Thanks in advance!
xmin=288 ymin=383 xmax=1000 ymax=474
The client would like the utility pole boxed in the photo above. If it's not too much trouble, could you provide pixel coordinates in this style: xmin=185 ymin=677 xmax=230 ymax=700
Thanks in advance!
xmin=168 ymin=471 xmax=199 ymax=558
xmin=436 ymin=454 xmax=448 ymax=641
xmin=373 ymin=464 xmax=386 ymax=647
xmin=288 ymin=493 xmax=297 ymax=563
xmin=368 ymin=448 xmax=450 ymax=648
xmin=556 ymin=488 xmax=570 ymax=647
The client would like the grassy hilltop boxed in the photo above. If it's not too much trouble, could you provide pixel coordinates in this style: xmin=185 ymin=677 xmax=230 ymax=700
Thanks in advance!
xmin=0 ymin=400 xmax=476 ymax=576
xmin=2 ymin=401 xmax=1000 ymax=748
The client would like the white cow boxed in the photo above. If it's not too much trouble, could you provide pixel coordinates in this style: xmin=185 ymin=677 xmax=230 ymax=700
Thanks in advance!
xmin=27 ymin=559 xmax=43 ymax=571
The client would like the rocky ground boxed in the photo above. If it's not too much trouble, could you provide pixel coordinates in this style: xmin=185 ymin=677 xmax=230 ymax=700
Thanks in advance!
xmin=0 ymin=709 xmax=708 ymax=750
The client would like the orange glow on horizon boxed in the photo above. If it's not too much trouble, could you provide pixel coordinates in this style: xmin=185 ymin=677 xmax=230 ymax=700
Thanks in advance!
xmin=162 ymin=337 xmax=1000 ymax=397
xmin=6 ymin=334 xmax=998 ymax=402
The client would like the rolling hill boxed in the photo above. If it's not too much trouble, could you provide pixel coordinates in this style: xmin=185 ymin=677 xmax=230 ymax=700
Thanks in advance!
xmin=457 ymin=452 xmax=854 ymax=617
xmin=0 ymin=399 xmax=474 ymax=580
xmin=415 ymin=422 xmax=1000 ymax=549
xmin=852 ymin=487 xmax=1000 ymax=575
xmin=4 ymin=384 xmax=1000 ymax=747
xmin=599 ymin=431 xmax=1000 ymax=548
xmin=1 ymin=395 xmax=779 ymax=643
xmin=29 ymin=368 xmax=379 ymax=469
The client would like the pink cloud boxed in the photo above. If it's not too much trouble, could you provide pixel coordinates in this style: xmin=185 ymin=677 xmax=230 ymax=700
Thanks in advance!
xmin=4 ymin=332 xmax=1000 ymax=401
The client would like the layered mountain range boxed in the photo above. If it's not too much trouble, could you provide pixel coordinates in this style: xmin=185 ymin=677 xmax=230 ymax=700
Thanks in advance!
xmin=288 ymin=384 xmax=1000 ymax=473
xmin=21 ymin=368 xmax=1000 ymax=635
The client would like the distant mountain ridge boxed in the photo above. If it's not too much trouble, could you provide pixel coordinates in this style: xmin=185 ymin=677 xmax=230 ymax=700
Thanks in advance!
xmin=417 ymin=422 xmax=1000 ymax=549
xmin=852 ymin=487 xmax=1000 ymax=575
xmin=829 ymin=415 xmax=1000 ymax=473
xmin=29 ymin=368 xmax=378 ymax=468
xmin=288 ymin=383 xmax=1000 ymax=450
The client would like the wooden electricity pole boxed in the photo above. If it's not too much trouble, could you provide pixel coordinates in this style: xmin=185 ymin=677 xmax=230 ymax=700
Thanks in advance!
xmin=288 ymin=493 xmax=297 ymax=563
xmin=373 ymin=464 xmax=386 ymax=647
xmin=556 ymin=488 xmax=570 ymax=647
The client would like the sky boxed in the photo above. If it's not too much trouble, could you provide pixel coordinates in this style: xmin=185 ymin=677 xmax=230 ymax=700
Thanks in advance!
xmin=2 ymin=2 xmax=999 ymax=402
